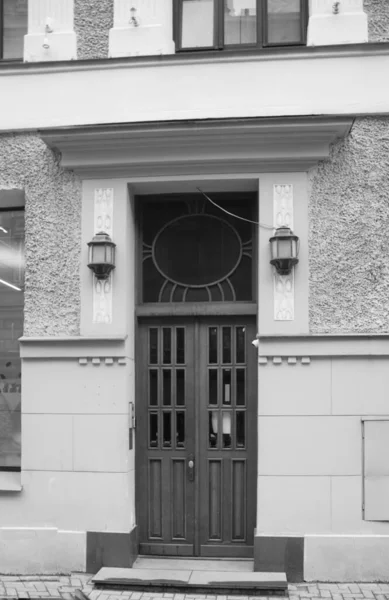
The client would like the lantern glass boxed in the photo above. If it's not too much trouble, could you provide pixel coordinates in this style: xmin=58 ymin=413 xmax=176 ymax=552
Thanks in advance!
xmin=92 ymin=244 xmax=107 ymax=264
xmin=277 ymin=238 xmax=292 ymax=259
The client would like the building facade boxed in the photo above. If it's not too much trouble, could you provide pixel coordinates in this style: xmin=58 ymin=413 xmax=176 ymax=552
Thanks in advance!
xmin=0 ymin=0 xmax=389 ymax=582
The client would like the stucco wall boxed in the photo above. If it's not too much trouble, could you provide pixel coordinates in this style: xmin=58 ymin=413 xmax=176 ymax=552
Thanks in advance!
xmin=0 ymin=134 xmax=81 ymax=336
xmin=74 ymin=0 xmax=114 ymax=60
xmin=309 ymin=117 xmax=389 ymax=333
xmin=364 ymin=0 xmax=389 ymax=42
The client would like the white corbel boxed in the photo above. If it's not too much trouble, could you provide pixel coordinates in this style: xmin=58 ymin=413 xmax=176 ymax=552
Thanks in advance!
xmin=307 ymin=0 xmax=368 ymax=46
xmin=24 ymin=0 xmax=77 ymax=62
xmin=109 ymin=0 xmax=175 ymax=58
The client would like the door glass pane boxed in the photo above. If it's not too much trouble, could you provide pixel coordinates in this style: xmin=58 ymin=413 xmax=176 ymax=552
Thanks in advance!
xmin=176 ymin=328 xmax=185 ymax=364
xmin=209 ymin=369 xmax=218 ymax=405
xmin=176 ymin=369 xmax=186 ymax=406
xmin=222 ymin=369 xmax=232 ymax=405
xmin=209 ymin=411 xmax=218 ymax=448
xmin=149 ymin=413 xmax=159 ymax=448
xmin=2 ymin=0 xmax=28 ymax=59
xmin=222 ymin=412 xmax=232 ymax=448
xmin=149 ymin=328 xmax=158 ymax=364
xmin=222 ymin=327 xmax=232 ymax=364
xmin=163 ymin=412 xmax=172 ymax=447
xmin=224 ymin=0 xmax=257 ymax=46
xmin=181 ymin=0 xmax=215 ymax=49
xmin=266 ymin=0 xmax=302 ymax=45
xmin=209 ymin=327 xmax=218 ymax=364
xmin=163 ymin=370 xmax=172 ymax=406
xmin=149 ymin=370 xmax=158 ymax=406
xmin=236 ymin=411 xmax=246 ymax=448
xmin=236 ymin=326 xmax=245 ymax=363
xmin=176 ymin=411 xmax=185 ymax=448
xmin=163 ymin=328 xmax=171 ymax=364
xmin=236 ymin=369 xmax=245 ymax=406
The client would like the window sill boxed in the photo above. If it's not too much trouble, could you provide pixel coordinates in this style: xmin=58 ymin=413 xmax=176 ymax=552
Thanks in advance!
xmin=0 ymin=471 xmax=22 ymax=492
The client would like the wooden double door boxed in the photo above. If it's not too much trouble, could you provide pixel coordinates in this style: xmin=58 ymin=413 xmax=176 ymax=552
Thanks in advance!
xmin=136 ymin=317 xmax=257 ymax=557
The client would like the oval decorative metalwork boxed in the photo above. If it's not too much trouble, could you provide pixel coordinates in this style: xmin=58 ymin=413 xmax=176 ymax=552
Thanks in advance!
xmin=152 ymin=214 xmax=242 ymax=288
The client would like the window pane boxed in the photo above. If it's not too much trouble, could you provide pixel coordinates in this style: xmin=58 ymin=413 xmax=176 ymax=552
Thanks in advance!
xmin=222 ymin=327 xmax=231 ymax=364
xmin=209 ymin=369 xmax=218 ymax=405
xmin=163 ymin=412 xmax=172 ymax=447
xmin=163 ymin=370 xmax=172 ymax=406
xmin=266 ymin=0 xmax=302 ymax=45
xmin=176 ymin=328 xmax=185 ymax=364
xmin=162 ymin=328 xmax=171 ymax=364
xmin=149 ymin=328 xmax=158 ymax=364
xmin=3 ymin=0 xmax=28 ymax=59
xmin=176 ymin=369 xmax=186 ymax=406
xmin=181 ymin=0 xmax=215 ymax=49
xmin=209 ymin=327 xmax=218 ymax=364
xmin=0 ymin=209 xmax=24 ymax=472
xmin=149 ymin=370 xmax=158 ymax=406
xmin=176 ymin=411 xmax=185 ymax=448
xmin=224 ymin=0 xmax=257 ymax=46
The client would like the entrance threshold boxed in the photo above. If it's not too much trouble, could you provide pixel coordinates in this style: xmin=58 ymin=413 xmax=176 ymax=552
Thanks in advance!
xmin=92 ymin=557 xmax=287 ymax=596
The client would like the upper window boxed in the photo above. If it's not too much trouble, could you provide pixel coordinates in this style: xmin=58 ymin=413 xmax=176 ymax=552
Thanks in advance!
xmin=0 ymin=0 xmax=28 ymax=60
xmin=174 ymin=0 xmax=307 ymax=52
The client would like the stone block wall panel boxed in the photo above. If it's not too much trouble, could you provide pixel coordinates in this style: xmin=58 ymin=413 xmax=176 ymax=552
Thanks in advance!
xmin=309 ymin=117 xmax=389 ymax=333
xmin=74 ymin=0 xmax=114 ymax=60
xmin=0 ymin=134 xmax=81 ymax=336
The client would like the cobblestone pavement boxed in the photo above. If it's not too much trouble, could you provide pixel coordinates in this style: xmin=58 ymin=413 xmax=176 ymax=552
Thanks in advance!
xmin=1 ymin=577 xmax=389 ymax=600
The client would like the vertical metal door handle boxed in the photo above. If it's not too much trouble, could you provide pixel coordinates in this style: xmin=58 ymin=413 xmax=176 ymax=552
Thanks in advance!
xmin=187 ymin=455 xmax=195 ymax=482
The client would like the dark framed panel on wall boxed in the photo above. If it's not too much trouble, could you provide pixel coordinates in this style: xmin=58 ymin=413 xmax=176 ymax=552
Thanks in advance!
xmin=0 ymin=0 xmax=28 ymax=60
xmin=0 ymin=206 xmax=25 ymax=474
xmin=173 ymin=0 xmax=308 ymax=53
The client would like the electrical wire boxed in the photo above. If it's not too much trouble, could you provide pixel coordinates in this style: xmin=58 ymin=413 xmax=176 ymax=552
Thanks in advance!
xmin=196 ymin=188 xmax=275 ymax=230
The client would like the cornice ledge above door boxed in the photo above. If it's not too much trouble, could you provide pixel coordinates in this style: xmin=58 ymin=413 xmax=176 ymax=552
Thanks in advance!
xmin=40 ymin=116 xmax=353 ymax=179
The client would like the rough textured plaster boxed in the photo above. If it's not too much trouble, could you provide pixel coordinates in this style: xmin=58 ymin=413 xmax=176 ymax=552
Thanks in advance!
xmin=74 ymin=0 xmax=114 ymax=60
xmin=309 ymin=117 xmax=389 ymax=333
xmin=0 ymin=134 xmax=81 ymax=336
xmin=364 ymin=0 xmax=389 ymax=42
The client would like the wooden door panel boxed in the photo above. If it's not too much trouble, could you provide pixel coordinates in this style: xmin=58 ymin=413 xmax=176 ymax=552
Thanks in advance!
xmin=198 ymin=320 xmax=257 ymax=557
xmin=137 ymin=322 xmax=195 ymax=556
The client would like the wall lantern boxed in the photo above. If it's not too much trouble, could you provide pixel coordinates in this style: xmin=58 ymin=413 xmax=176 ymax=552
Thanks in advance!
xmin=269 ymin=226 xmax=299 ymax=276
xmin=87 ymin=232 xmax=116 ymax=280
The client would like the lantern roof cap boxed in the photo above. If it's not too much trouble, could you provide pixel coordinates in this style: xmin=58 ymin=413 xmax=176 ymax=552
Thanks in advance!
xmin=88 ymin=231 xmax=115 ymax=245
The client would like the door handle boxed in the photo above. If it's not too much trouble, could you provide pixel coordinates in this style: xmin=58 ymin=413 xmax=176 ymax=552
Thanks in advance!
xmin=187 ymin=455 xmax=195 ymax=482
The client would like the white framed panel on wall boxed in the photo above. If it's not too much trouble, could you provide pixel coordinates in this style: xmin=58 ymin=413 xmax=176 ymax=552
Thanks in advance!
xmin=80 ymin=179 xmax=135 ymax=341
xmin=258 ymin=173 xmax=309 ymax=335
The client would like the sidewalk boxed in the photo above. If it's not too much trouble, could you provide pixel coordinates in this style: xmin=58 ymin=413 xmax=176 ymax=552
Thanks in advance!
xmin=0 ymin=577 xmax=389 ymax=600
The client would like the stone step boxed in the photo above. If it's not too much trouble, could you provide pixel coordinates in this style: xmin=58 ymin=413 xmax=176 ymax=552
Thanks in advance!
xmin=92 ymin=565 xmax=288 ymax=596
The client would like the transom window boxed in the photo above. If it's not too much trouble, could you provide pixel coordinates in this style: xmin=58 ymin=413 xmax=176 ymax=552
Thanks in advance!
xmin=140 ymin=193 xmax=256 ymax=304
xmin=174 ymin=0 xmax=307 ymax=51
xmin=0 ymin=0 xmax=28 ymax=60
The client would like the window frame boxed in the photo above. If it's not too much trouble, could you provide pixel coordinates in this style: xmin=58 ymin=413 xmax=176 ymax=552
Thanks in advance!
xmin=173 ymin=0 xmax=308 ymax=53
xmin=0 ymin=0 xmax=4 ymax=60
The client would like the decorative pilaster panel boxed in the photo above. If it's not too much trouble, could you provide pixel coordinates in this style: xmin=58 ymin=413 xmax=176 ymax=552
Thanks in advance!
xmin=24 ymin=0 xmax=77 ymax=62
xmin=93 ymin=189 xmax=114 ymax=325
xmin=109 ymin=0 xmax=175 ymax=58
xmin=273 ymin=185 xmax=294 ymax=322
xmin=307 ymin=0 xmax=368 ymax=46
